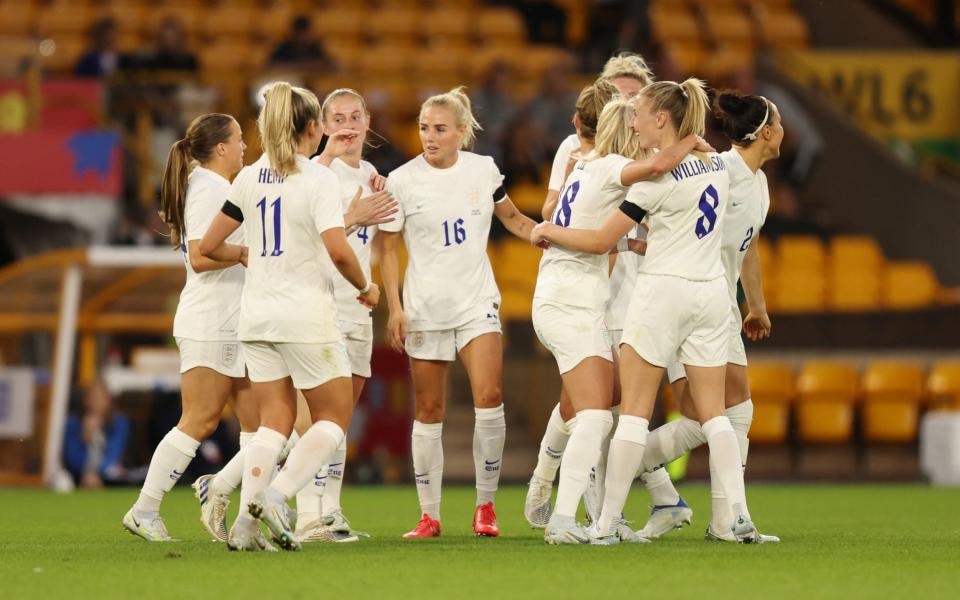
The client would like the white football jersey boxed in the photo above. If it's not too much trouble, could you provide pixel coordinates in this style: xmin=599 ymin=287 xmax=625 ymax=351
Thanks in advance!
xmin=535 ymin=153 xmax=631 ymax=310
xmin=324 ymin=157 xmax=379 ymax=325
xmin=227 ymin=154 xmax=345 ymax=343
xmin=173 ymin=166 xmax=245 ymax=341
xmin=381 ymin=152 xmax=504 ymax=331
xmin=548 ymin=134 xmax=581 ymax=192
xmin=623 ymin=152 xmax=729 ymax=282
xmin=604 ymin=223 xmax=646 ymax=331
xmin=719 ymin=149 xmax=770 ymax=307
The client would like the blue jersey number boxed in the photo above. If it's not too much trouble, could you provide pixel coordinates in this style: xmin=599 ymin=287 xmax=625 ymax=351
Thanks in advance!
xmin=553 ymin=180 xmax=581 ymax=227
xmin=442 ymin=218 xmax=466 ymax=246
xmin=739 ymin=226 xmax=754 ymax=252
xmin=357 ymin=226 xmax=369 ymax=245
xmin=256 ymin=196 xmax=284 ymax=257
xmin=694 ymin=185 xmax=719 ymax=239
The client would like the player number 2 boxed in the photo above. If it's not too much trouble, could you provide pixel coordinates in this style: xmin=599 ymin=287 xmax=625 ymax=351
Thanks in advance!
xmin=740 ymin=226 xmax=754 ymax=252
xmin=694 ymin=184 xmax=719 ymax=239
xmin=442 ymin=218 xmax=466 ymax=246
xmin=256 ymin=196 xmax=284 ymax=257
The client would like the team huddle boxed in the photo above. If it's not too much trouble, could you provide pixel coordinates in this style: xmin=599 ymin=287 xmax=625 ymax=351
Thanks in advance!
xmin=121 ymin=51 xmax=784 ymax=550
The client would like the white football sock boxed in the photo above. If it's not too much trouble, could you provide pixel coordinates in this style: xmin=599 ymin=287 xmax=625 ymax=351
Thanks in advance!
xmin=271 ymin=421 xmax=344 ymax=500
xmin=295 ymin=468 xmax=325 ymax=525
xmin=554 ymin=409 xmax=613 ymax=518
xmin=703 ymin=416 xmax=750 ymax=526
xmin=711 ymin=400 xmax=754 ymax=532
xmin=532 ymin=403 xmax=571 ymax=483
xmin=642 ymin=466 xmax=681 ymax=506
xmin=321 ymin=437 xmax=347 ymax=516
xmin=474 ymin=405 xmax=506 ymax=506
xmin=640 ymin=417 xmax=706 ymax=474
xmin=134 ymin=427 xmax=200 ymax=516
xmin=209 ymin=431 xmax=254 ymax=496
xmin=412 ymin=420 xmax=443 ymax=520
xmin=236 ymin=427 xmax=286 ymax=524
xmin=597 ymin=416 xmax=648 ymax=533
xmin=592 ymin=405 xmax=618 ymax=508
xmin=278 ymin=430 xmax=299 ymax=463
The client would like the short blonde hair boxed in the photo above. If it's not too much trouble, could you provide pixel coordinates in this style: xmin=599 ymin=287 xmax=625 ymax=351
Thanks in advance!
xmin=600 ymin=52 xmax=655 ymax=87
xmin=419 ymin=86 xmax=482 ymax=150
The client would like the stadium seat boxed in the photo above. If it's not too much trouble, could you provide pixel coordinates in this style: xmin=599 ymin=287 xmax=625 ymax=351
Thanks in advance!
xmin=650 ymin=6 xmax=701 ymax=45
xmin=200 ymin=4 xmax=253 ymax=42
xmin=99 ymin=3 xmax=144 ymax=36
xmin=757 ymin=10 xmax=810 ymax=49
xmin=359 ymin=45 xmax=417 ymax=79
xmin=796 ymin=361 xmax=858 ymax=443
xmin=37 ymin=1 xmax=92 ymax=37
xmin=495 ymin=239 xmax=542 ymax=294
xmin=703 ymin=9 xmax=755 ymax=51
xmin=475 ymin=7 xmax=527 ymax=47
xmin=861 ymin=361 xmax=923 ymax=443
xmin=516 ymin=45 xmax=575 ymax=81
xmin=777 ymin=235 xmax=825 ymax=270
xmin=828 ymin=268 xmax=881 ymax=312
xmin=703 ymin=44 xmax=755 ymax=81
xmin=257 ymin=5 xmax=296 ymax=43
xmin=422 ymin=8 xmax=472 ymax=48
xmin=661 ymin=41 xmax=707 ymax=76
xmin=883 ymin=261 xmax=939 ymax=309
xmin=369 ymin=8 xmax=421 ymax=48
xmin=773 ymin=267 xmax=825 ymax=313
xmin=508 ymin=183 xmax=547 ymax=215
xmin=200 ymin=39 xmax=265 ymax=71
xmin=315 ymin=8 xmax=364 ymax=41
xmin=829 ymin=235 xmax=884 ymax=271
xmin=0 ymin=1 xmax=37 ymax=36
xmin=747 ymin=362 xmax=794 ymax=443
xmin=145 ymin=4 xmax=201 ymax=40
xmin=40 ymin=35 xmax=86 ymax=72
xmin=500 ymin=288 xmax=533 ymax=321
xmin=926 ymin=360 xmax=960 ymax=411
xmin=411 ymin=47 xmax=468 ymax=81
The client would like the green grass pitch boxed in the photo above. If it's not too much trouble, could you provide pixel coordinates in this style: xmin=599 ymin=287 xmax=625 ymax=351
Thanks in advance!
xmin=1 ymin=484 xmax=958 ymax=599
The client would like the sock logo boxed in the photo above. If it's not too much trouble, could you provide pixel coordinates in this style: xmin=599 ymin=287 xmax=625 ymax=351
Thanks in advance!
xmin=545 ymin=447 xmax=562 ymax=459
xmin=170 ymin=469 xmax=183 ymax=481
xmin=415 ymin=473 xmax=430 ymax=485
xmin=327 ymin=463 xmax=343 ymax=479
xmin=484 ymin=459 xmax=501 ymax=472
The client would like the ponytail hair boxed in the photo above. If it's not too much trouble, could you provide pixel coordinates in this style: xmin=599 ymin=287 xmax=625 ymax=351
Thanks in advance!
xmin=159 ymin=112 xmax=235 ymax=248
xmin=641 ymin=78 xmax=710 ymax=138
xmin=600 ymin=52 xmax=655 ymax=87
xmin=592 ymin=96 xmax=644 ymax=160
xmin=713 ymin=90 xmax=772 ymax=147
xmin=258 ymin=81 xmax=321 ymax=176
xmin=574 ymin=79 xmax=619 ymax=141
xmin=420 ymin=86 xmax=482 ymax=150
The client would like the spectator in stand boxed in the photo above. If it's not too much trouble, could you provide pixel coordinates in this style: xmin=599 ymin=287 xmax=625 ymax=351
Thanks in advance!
xmin=74 ymin=17 xmax=121 ymax=78
xmin=145 ymin=17 xmax=198 ymax=72
xmin=269 ymin=15 xmax=337 ymax=71
xmin=526 ymin=60 xmax=578 ymax=152
xmin=472 ymin=61 xmax=519 ymax=166
xmin=63 ymin=380 xmax=132 ymax=488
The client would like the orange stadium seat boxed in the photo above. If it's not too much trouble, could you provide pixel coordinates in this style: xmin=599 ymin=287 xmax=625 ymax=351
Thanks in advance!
xmin=773 ymin=268 xmax=825 ymax=313
xmin=145 ymin=5 xmax=201 ymax=40
xmin=796 ymin=361 xmax=858 ymax=443
xmin=758 ymin=10 xmax=810 ymax=49
xmin=650 ymin=6 xmax=701 ymax=44
xmin=0 ymin=1 xmax=37 ymax=36
xmin=314 ymin=8 xmax=364 ymax=45
xmin=747 ymin=362 xmax=794 ymax=443
xmin=508 ymin=183 xmax=547 ymax=215
xmin=829 ymin=235 xmax=885 ymax=271
xmin=412 ymin=46 xmax=468 ymax=82
xmin=201 ymin=4 xmax=254 ymax=42
xmin=703 ymin=44 xmax=755 ymax=81
xmin=828 ymin=269 xmax=881 ymax=312
xmin=258 ymin=5 xmax=297 ymax=43
xmin=861 ymin=361 xmax=924 ymax=443
xmin=422 ymin=8 xmax=473 ymax=48
xmin=516 ymin=45 xmax=575 ymax=81
xmin=703 ymin=8 xmax=755 ymax=50
xmin=777 ymin=235 xmax=825 ymax=270
xmin=475 ymin=7 xmax=527 ymax=47
xmin=495 ymin=239 xmax=542 ymax=294
xmin=369 ymin=8 xmax=421 ymax=48
xmin=661 ymin=41 xmax=707 ymax=76
xmin=37 ymin=1 xmax=92 ymax=37
xmin=98 ymin=2 xmax=144 ymax=35
xmin=883 ymin=261 xmax=939 ymax=309
xmin=200 ymin=39 xmax=265 ymax=71
xmin=40 ymin=34 xmax=86 ymax=72
xmin=926 ymin=360 xmax=960 ymax=411
xmin=358 ymin=45 xmax=417 ymax=79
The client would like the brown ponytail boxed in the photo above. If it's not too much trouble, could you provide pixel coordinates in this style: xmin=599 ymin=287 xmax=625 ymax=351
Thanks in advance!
xmin=159 ymin=113 xmax=235 ymax=248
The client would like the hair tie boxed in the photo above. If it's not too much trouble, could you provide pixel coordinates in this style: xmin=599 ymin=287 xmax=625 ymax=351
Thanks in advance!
xmin=742 ymin=98 xmax=770 ymax=141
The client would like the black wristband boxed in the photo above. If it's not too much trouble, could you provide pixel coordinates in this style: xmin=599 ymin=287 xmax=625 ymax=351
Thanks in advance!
xmin=619 ymin=201 xmax=647 ymax=223
xmin=221 ymin=200 xmax=244 ymax=222
xmin=492 ymin=185 xmax=507 ymax=203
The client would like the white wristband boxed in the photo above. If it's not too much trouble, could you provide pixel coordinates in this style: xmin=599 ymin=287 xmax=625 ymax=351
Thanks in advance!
xmin=358 ymin=281 xmax=371 ymax=295
xmin=616 ymin=238 xmax=629 ymax=253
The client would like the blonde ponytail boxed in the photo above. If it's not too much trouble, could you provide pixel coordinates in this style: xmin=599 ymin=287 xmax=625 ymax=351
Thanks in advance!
xmin=420 ymin=86 xmax=482 ymax=150
xmin=258 ymin=81 xmax=321 ymax=176
xmin=592 ymin=97 xmax=644 ymax=160
xmin=641 ymin=78 xmax=710 ymax=139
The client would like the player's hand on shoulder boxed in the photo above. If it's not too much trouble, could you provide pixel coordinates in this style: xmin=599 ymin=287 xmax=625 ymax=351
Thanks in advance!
xmin=347 ymin=187 xmax=398 ymax=227
xmin=370 ymin=173 xmax=387 ymax=192
xmin=357 ymin=282 xmax=380 ymax=309
xmin=693 ymin=135 xmax=715 ymax=153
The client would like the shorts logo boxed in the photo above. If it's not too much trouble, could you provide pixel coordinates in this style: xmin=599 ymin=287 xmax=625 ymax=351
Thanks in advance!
xmin=221 ymin=343 xmax=238 ymax=367
xmin=409 ymin=332 xmax=424 ymax=348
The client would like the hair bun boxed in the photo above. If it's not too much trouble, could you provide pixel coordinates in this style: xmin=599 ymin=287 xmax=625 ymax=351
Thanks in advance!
xmin=716 ymin=92 xmax=750 ymax=116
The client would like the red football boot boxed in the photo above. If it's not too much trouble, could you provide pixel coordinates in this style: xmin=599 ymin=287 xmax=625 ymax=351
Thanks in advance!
xmin=402 ymin=514 xmax=441 ymax=539
xmin=473 ymin=502 xmax=500 ymax=537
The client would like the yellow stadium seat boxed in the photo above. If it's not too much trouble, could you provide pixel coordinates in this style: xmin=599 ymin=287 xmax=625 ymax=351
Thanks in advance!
xmin=828 ymin=268 xmax=881 ymax=312
xmin=777 ymin=235 xmax=825 ymax=270
xmin=0 ymin=1 xmax=37 ymax=36
xmin=495 ymin=239 xmax=542 ymax=294
xmin=358 ymin=45 xmax=416 ymax=79
xmin=201 ymin=4 xmax=253 ymax=41
xmin=927 ymin=360 xmax=960 ymax=411
xmin=257 ymin=5 xmax=296 ymax=43
xmin=200 ymin=39 xmax=265 ymax=71
xmin=829 ymin=235 xmax=884 ymax=271
xmin=773 ymin=267 xmax=825 ymax=313
xmin=37 ymin=1 xmax=92 ymax=37
xmin=796 ymin=361 xmax=858 ymax=443
xmin=702 ymin=44 xmax=754 ymax=81
xmin=314 ymin=8 xmax=364 ymax=39
xmin=145 ymin=4 xmax=201 ymax=39
xmin=508 ymin=183 xmax=548 ymax=215
xmin=747 ymin=362 xmax=794 ymax=444
xmin=661 ymin=41 xmax=706 ymax=76
xmin=369 ymin=8 xmax=420 ymax=48
xmin=411 ymin=46 xmax=468 ymax=81
xmin=758 ymin=10 xmax=809 ymax=49
xmin=475 ymin=7 xmax=527 ymax=46
xmin=861 ymin=361 xmax=923 ymax=443
xmin=883 ymin=261 xmax=939 ymax=309
xmin=703 ymin=9 xmax=755 ymax=51
xmin=516 ymin=45 xmax=575 ymax=81
xmin=651 ymin=7 xmax=701 ymax=44
xmin=499 ymin=288 xmax=533 ymax=321
xmin=422 ymin=7 xmax=472 ymax=48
